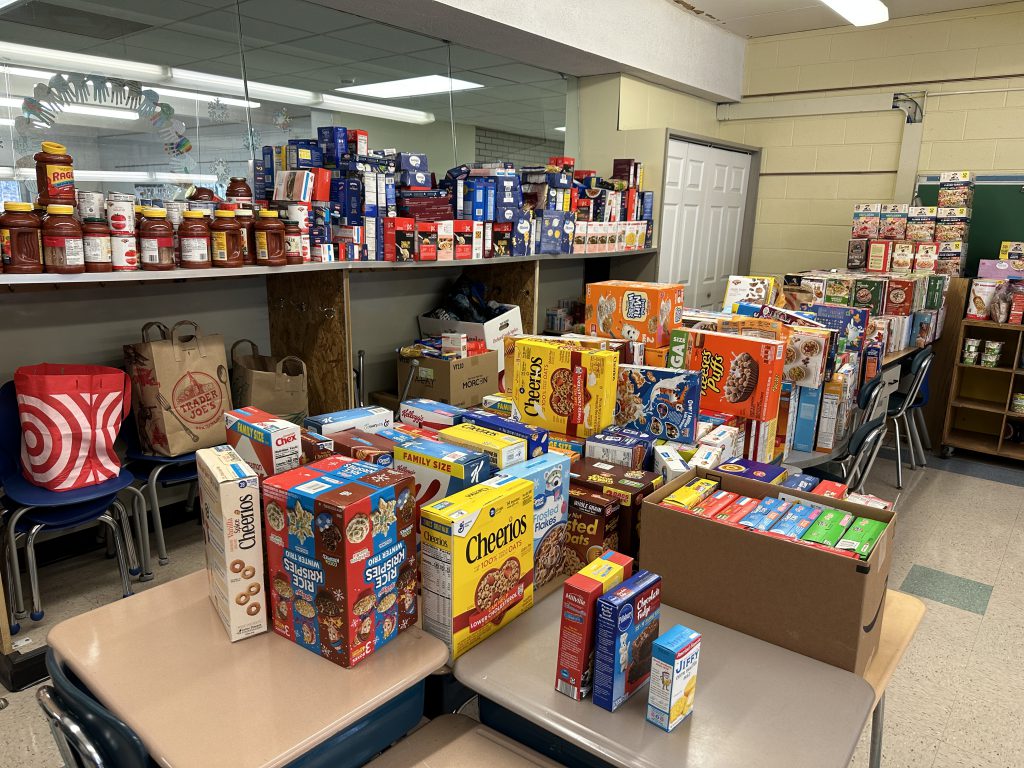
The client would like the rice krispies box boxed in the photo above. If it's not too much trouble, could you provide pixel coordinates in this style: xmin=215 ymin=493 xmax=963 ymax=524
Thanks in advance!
xmin=585 ymin=280 xmax=686 ymax=348
xmin=420 ymin=476 xmax=535 ymax=660
xmin=262 ymin=461 xmax=419 ymax=668
xmin=614 ymin=365 xmax=701 ymax=445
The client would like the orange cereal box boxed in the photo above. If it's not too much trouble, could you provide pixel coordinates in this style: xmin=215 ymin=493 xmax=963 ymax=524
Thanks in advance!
xmin=585 ymin=280 xmax=686 ymax=348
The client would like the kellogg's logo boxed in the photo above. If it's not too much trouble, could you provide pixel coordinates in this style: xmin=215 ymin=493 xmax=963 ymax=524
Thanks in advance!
xmin=700 ymin=349 xmax=724 ymax=396
xmin=172 ymin=371 xmax=223 ymax=427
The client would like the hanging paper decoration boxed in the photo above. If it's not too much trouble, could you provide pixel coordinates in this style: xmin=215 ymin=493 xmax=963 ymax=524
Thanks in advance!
xmin=272 ymin=107 xmax=292 ymax=134
xmin=211 ymin=158 xmax=231 ymax=185
xmin=208 ymin=98 xmax=230 ymax=124
xmin=242 ymin=126 xmax=262 ymax=152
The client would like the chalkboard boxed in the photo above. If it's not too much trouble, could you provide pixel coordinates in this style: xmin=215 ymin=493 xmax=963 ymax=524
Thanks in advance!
xmin=918 ymin=182 xmax=1024 ymax=277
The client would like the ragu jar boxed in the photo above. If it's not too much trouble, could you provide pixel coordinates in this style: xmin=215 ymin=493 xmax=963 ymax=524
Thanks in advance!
xmin=255 ymin=209 xmax=286 ymax=266
xmin=178 ymin=210 xmax=211 ymax=269
xmin=210 ymin=209 xmax=242 ymax=268
xmin=139 ymin=208 xmax=175 ymax=270
xmin=0 ymin=202 xmax=43 ymax=274
xmin=226 ymin=177 xmax=253 ymax=207
xmin=283 ymin=219 xmax=303 ymax=265
xmin=236 ymin=208 xmax=256 ymax=265
xmin=82 ymin=219 xmax=112 ymax=273
xmin=42 ymin=204 xmax=84 ymax=274
xmin=34 ymin=141 xmax=76 ymax=209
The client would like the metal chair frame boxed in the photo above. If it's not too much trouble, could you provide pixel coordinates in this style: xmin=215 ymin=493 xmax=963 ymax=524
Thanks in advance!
xmin=37 ymin=685 xmax=107 ymax=768
xmin=889 ymin=351 xmax=934 ymax=489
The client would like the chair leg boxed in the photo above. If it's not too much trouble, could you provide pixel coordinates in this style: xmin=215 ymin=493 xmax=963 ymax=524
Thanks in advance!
xmin=913 ymin=408 xmax=932 ymax=451
xmin=184 ymin=481 xmax=198 ymax=516
xmin=5 ymin=508 xmax=31 ymax=620
xmin=906 ymin=412 xmax=927 ymax=468
xmin=124 ymin=486 xmax=153 ymax=581
xmin=892 ymin=417 xmax=904 ymax=489
xmin=4 ymin=541 xmax=21 ymax=635
xmin=96 ymin=514 xmax=133 ymax=599
xmin=869 ymin=693 xmax=885 ymax=768
xmin=146 ymin=466 xmax=170 ymax=566
xmin=25 ymin=524 xmax=46 ymax=621
xmin=112 ymin=500 xmax=141 ymax=578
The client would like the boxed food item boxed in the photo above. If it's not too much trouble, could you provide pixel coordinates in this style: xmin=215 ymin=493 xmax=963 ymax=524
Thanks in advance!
xmin=482 ymin=393 xmax=520 ymax=420
xmin=936 ymin=207 xmax=971 ymax=242
xmin=305 ymin=406 xmax=393 ymax=438
xmin=691 ymin=490 xmax=739 ymax=519
xmin=397 ymin=350 xmax=499 ymax=408
xmin=510 ymin=337 xmax=617 ymax=438
xmin=722 ymin=275 xmax=780 ymax=310
xmin=837 ymin=517 xmax=888 ymax=560
xmin=399 ymin=398 xmax=465 ymax=430
xmin=783 ymin=327 xmax=831 ymax=388
xmin=330 ymin=428 xmax=396 ymax=467
xmin=652 ymin=444 xmax=690 ymax=483
xmin=938 ymin=171 xmax=974 ymax=208
xmin=570 ymin=459 xmax=663 ymax=559
xmin=661 ymin=477 xmax=719 ymax=512
xmin=866 ymin=240 xmax=893 ymax=272
xmin=420 ymin=476 xmax=535 ymax=659
xmin=936 ymin=241 xmax=967 ymax=276
xmin=440 ymin=422 xmax=527 ymax=470
xmin=846 ymin=493 xmax=894 ymax=510
xmin=824 ymin=275 xmax=857 ymax=306
xmin=907 ymin=207 xmax=937 ymax=242
xmin=879 ymin=204 xmax=908 ymax=240
xmin=814 ymin=374 xmax=847 ymax=453
xmin=418 ymin=304 xmax=525 ymax=391
xmin=853 ymin=277 xmax=887 ymax=316
xmin=852 ymin=203 xmax=881 ymax=239
xmin=489 ymin=452 xmax=570 ymax=588
xmin=593 ymin=570 xmax=662 ymax=711
xmin=300 ymin=429 xmax=334 ymax=465
xmin=197 ymin=446 xmax=266 ymax=642
xmin=767 ymin=503 xmax=822 ymax=539
xmin=913 ymin=242 xmax=939 ymax=273
xmin=743 ymin=416 xmax=779 ymax=464
xmin=699 ymin=424 xmax=742 ymax=460
xmin=392 ymin=436 xmax=490 ymax=511
xmin=555 ymin=552 xmax=634 ymax=700
xmin=847 ymin=239 xmax=868 ymax=270
xmin=462 ymin=407 xmax=548 ymax=458
xmin=813 ymin=480 xmax=849 ymax=499
xmin=586 ymin=432 xmax=649 ymax=469
xmin=885 ymin=277 xmax=917 ymax=316
xmin=646 ymin=624 xmax=701 ymax=732
xmin=224 ymin=407 xmax=301 ymax=482
xmin=711 ymin=495 xmax=760 ymax=525
xmin=802 ymin=509 xmax=856 ymax=547
xmin=565 ymin=486 xmax=621 ymax=573
xmin=712 ymin=457 xmax=787 ymax=485
xmin=585 ymin=280 xmax=686 ymax=347
xmin=999 ymin=241 xmax=1024 ymax=259
xmin=912 ymin=310 xmax=938 ymax=347
xmin=614 ymin=366 xmax=701 ymax=444
xmin=644 ymin=346 xmax=670 ymax=368
xmin=738 ymin=496 xmax=792 ymax=531
xmin=890 ymin=241 xmax=915 ymax=273
xmin=690 ymin=444 xmax=724 ymax=469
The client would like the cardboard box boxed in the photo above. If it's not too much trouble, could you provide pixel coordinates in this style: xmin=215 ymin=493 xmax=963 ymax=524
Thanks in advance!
xmin=641 ymin=468 xmax=894 ymax=673
xmin=305 ymin=406 xmax=392 ymax=438
xmin=462 ymin=408 xmax=548 ymax=458
xmin=585 ymin=280 xmax=686 ymax=347
xmin=440 ymin=422 xmax=527 ymax=471
xmin=197 ymin=446 xmax=266 ymax=642
xmin=614 ymin=365 xmax=701 ymax=444
xmin=399 ymin=398 xmax=465 ymax=430
xmin=330 ymin=428 xmax=396 ymax=467
xmin=585 ymin=432 xmax=649 ymax=469
xmin=570 ymin=459 xmax=662 ymax=559
xmin=224 ymin=407 xmax=301 ymax=482
xmin=564 ymin=486 xmax=622 ymax=573
xmin=653 ymin=445 xmax=690 ymax=483
xmin=646 ymin=624 xmax=701 ymax=732
xmin=397 ymin=350 xmax=498 ymax=408
xmin=419 ymin=304 xmax=524 ymax=391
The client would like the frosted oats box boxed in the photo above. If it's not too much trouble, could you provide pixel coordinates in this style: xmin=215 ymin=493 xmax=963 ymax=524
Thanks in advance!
xmin=878 ymin=204 xmax=908 ymax=240
xmin=564 ymin=485 xmax=621 ymax=574
xmin=570 ymin=459 xmax=662 ymax=559
xmin=646 ymin=624 xmax=701 ymax=732
xmin=852 ymin=203 xmax=881 ymax=239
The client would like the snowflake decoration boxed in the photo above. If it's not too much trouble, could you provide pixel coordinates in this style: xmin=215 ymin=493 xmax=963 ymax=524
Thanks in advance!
xmin=211 ymin=158 xmax=231 ymax=186
xmin=272 ymin=107 xmax=292 ymax=134
xmin=13 ymin=135 xmax=34 ymax=157
xmin=242 ymin=126 xmax=262 ymax=152
xmin=207 ymin=98 xmax=229 ymax=124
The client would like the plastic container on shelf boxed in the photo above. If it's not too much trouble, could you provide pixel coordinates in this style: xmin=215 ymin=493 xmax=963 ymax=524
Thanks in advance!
xmin=42 ymin=204 xmax=84 ymax=274
xmin=178 ymin=210 xmax=211 ymax=269
xmin=283 ymin=219 xmax=303 ymax=265
xmin=236 ymin=208 xmax=256 ymax=265
xmin=34 ymin=141 xmax=76 ymax=208
xmin=226 ymin=177 xmax=253 ymax=208
xmin=255 ymin=209 xmax=286 ymax=266
xmin=210 ymin=209 xmax=242 ymax=268
xmin=82 ymin=219 xmax=112 ymax=273
xmin=0 ymin=202 xmax=43 ymax=274
xmin=139 ymin=208 xmax=175 ymax=271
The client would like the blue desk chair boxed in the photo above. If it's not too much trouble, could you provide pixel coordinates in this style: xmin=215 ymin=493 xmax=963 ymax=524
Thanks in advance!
xmin=0 ymin=382 xmax=137 ymax=634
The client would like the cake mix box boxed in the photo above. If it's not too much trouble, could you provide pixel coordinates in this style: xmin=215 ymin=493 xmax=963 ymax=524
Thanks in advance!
xmin=224 ymin=406 xmax=301 ymax=482
xmin=329 ymin=428 xmax=396 ymax=467
xmin=722 ymin=275 xmax=781 ymax=311
xmin=489 ymin=452 xmax=570 ymax=588
xmin=262 ymin=462 xmax=419 ymax=667
xmin=564 ymin=486 xmax=621 ymax=573
xmin=593 ymin=570 xmax=662 ymax=712
xmin=852 ymin=203 xmax=881 ymax=239
xmin=614 ymin=365 xmax=701 ymax=444
xmin=399 ymin=398 xmax=465 ymax=430
xmin=510 ymin=337 xmax=617 ymax=438
xmin=305 ymin=406 xmax=393 ymax=438
xmin=393 ymin=437 xmax=490 ymax=511
xmin=585 ymin=280 xmax=686 ymax=347
xmin=570 ymin=459 xmax=662 ymax=559
xmin=420 ymin=477 xmax=535 ymax=659
xmin=646 ymin=624 xmax=701 ymax=732
xmin=879 ymin=204 xmax=908 ymax=240
xmin=439 ymin=422 xmax=527 ymax=471
xmin=462 ymin=407 xmax=548 ymax=458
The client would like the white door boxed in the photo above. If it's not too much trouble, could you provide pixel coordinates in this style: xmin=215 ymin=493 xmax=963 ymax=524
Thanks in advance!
xmin=658 ymin=140 xmax=752 ymax=310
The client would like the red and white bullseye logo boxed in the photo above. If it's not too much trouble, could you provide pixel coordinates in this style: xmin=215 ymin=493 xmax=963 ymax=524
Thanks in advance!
xmin=17 ymin=391 xmax=123 ymax=490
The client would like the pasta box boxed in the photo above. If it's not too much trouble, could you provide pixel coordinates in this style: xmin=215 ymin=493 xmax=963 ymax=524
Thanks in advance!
xmin=392 ymin=437 xmax=489 ymax=512
xmin=439 ymin=422 xmax=527 ymax=471
xmin=713 ymin=458 xmax=787 ymax=485
xmin=224 ymin=407 xmax=301 ymax=483
xmin=305 ymin=406 xmax=393 ymax=438
xmin=565 ymin=486 xmax=621 ymax=574
xmin=462 ymin=408 xmax=548 ymax=458
xmin=890 ymin=241 xmax=916 ymax=273
xmin=585 ymin=280 xmax=686 ymax=347
xmin=570 ymin=459 xmax=662 ymax=559
xmin=399 ymin=398 xmax=465 ymax=430
xmin=614 ymin=365 xmax=701 ymax=445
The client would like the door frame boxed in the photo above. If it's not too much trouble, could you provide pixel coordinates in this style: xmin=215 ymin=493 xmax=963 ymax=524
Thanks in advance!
xmin=657 ymin=128 xmax=762 ymax=278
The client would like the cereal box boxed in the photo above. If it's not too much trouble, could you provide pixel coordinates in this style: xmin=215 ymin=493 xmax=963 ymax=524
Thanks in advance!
xmin=399 ymin=398 xmax=465 ymax=430
xmin=565 ymin=486 xmax=621 ymax=573
xmin=585 ymin=432 xmax=648 ymax=469
xmin=691 ymin=490 xmax=739 ymax=519
xmin=866 ymin=240 xmax=893 ymax=272
xmin=570 ymin=459 xmax=662 ymax=559
xmin=714 ymin=457 xmax=788 ymax=485
xmin=782 ymin=327 xmax=831 ymax=389
xmin=907 ymin=207 xmax=937 ymax=242
xmin=510 ymin=337 xmax=617 ymax=438
xmin=690 ymin=444 xmax=723 ymax=469
xmin=652 ymin=445 xmax=689 ymax=483
xmin=614 ymin=365 xmax=701 ymax=444
xmin=224 ymin=407 xmax=301 ymax=482
xmin=440 ymin=423 xmax=527 ymax=471
xmin=768 ymin=503 xmax=822 ymax=539
xmin=885 ymin=277 xmax=917 ymax=316
xmin=603 ymin=426 xmax=655 ymax=468
xmin=824 ymin=275 xmax=857 ymax=306
xmin=462 ymin=408 xmax=548 ymax=458
xmin=722 ymin=275 xmax=780 ymax=311
xmin=197 ymin=446 xmax=266 ymax=642
xmin=300 ymin=429 xmax=334 ymax=465
xmin=712 ymin=495 xmax=760 ymax=525
xmin=802 ymin=509 xmax=855 ymax=548
xmin=847 ymin=239 xmax=868 ymax=270
xmin=672 ymin=329 xmax=785 ymax=421
xmin=999 ymin=241 xmax=1024 ymax=259
xmin=644 ymin=346 xmax=670 ymax=368
xmin=661 ymin=477 xmax=719 ymax=512
xmin=853 ymin=277 xmax=887 ymax=316
xmin=482 ymin=393 xmax=520 ymax=420
xmin=556 ymin=552 xmax=633 ymax=700
xmin=305 ymin=406 xmax=393 ymax=438
xmin=393 ymin=438 xmax=490 ymax=512
xmin=329 ymin=429 xmax=396 ymax=467
xmin=593 ymin=570 xmax=662 ymax=711
xmin=490 ymin=452 xmax=570 ymax=589
xmin=646 ymin=624 xmax=701 ymax=732
xmin=852 ymin=203 xmax=881 ymax=239
xmin=585 ymin=280 xmax=686 ymax=347
xmin=879 ymin=204 xmax=908 ymax=240
xmin=836 ymin=517 xmax=887 ymax=560
xmin=420 ymin=477 xmax=535 ymax=660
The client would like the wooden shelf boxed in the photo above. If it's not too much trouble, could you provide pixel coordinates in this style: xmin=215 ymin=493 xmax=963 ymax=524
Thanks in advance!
xmin=961 ymin=319 xmax=1024 ymax=331
xmin=957 ymin=363 xmax=1016 ymax=373
xmin=951 ymin=398 xmax=1010 ymax=414
xmin=1000 ymin=442 xmax=1024 ymax=460
xmin=945 ymin=429 xmax=1001 ymax=454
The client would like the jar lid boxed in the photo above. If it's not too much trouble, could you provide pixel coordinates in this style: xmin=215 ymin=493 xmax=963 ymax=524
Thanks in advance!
xmin=236 ymin=209 xmax=253 ymax=217
xmin=4 ymin=202 xmax=34 ymax=212
xmin=258 ymin=210 xmax=279 ymax=218
xmin=183 ymin=210 xmax=206 ymax=219
xmin=229 ymin=177 xmax=247 ymax=182
xmin=214 ymin=210 xmax=236 ymax=218
xmin=134 ymin=205 xmax=144 ymax=213
xmin=143 ymin=207 xmax=167 ymax=218
xmin=46 ymin=204 xmax=74 ymax=215
xmin=40 ymin=141 xmax=67 ymax=154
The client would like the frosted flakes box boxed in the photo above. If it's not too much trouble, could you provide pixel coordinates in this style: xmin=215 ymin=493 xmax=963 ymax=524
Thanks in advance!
xmin=852 ymin=203 xmax=881 ymax=239
xmin=585 ymin=280 xmax=686 ymax=347
xmin=392 ymin=437 xmax=490 ymax=512
xmin=722 ymin=275 xmax=780 ymax=311
xmin=613 ymin=365 xmax=701 ymax=445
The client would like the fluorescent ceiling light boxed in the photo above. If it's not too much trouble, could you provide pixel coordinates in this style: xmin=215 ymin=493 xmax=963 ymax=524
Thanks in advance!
xmin=0 ymin=118 xmax=12 ymax=126
xmin=4 ymin=66 xmax=55 ymax=80
xmin=168 ymin=69 xmax=246 ymax=95
xmin=246 ymin=82 xmax=316 ymax=103
xmin=64 ymin=104 xmax=138 ymax=120
xmin=337 ymin=75 xmax=483 ymax=99
xmin=819 ymin=0 xmax=888 ymax=26
xmin=156 ymin=88 xmax=259 ymax=109
xmin=0 ymin=41 xmax=166 ymax=80
xmin=554 ymin=126 xmax=566 ymax=132
xmin=318 ymin=94 xmax=434 ymax=125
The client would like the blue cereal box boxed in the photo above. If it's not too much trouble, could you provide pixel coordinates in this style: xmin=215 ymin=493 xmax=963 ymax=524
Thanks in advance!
xmin=305 ymin=406 xmax=393 ymax=439
xmin=713 ymin=457 xmax=788 ymax=485
xmin=462 ymin=407 xmax=549 ymax=458
xmin=646 ymin=624 xmax=701 ymax=731
xmin=593 ymin=570 xmax=662 ymax=712
xmin=399 ymin=398 xmax=465 ymax=430
xmin=603 ymin=425 xmax=655 ymax=470
xmin=768 ymin=503 xmax=822 ymax=539
xmin=615 ymin=366 xmax=701 ymax=445
xmin=739 ymin=497 xmax=792 ymax=531
xmin=781 ymin=472 xmax=818 ymax=492
xmin=489 ymin=452 xmax=570 ymax=588
xmin=392 ymin=438 xmax=489 ymax=510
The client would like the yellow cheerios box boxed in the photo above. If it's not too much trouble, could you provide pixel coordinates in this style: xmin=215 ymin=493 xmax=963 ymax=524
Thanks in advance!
xmin=439 ymin=423 xmax=527 ymax=470
xmin=420 ymin=476 xmax=535 ymax=660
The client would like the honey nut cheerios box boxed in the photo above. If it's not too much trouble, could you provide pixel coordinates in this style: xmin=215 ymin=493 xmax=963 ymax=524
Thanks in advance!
xmin=420 ymin=475 xmax=535 ymax=660
xmin=585 ymin=280 xmax=686 ymax=348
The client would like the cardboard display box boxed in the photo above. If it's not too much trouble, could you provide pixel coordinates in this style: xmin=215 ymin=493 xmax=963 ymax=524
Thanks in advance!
xmin=418 ymin=304 xmax=524 ymax=392
xmin=397 ymin=351 xmax=498 ymax=408
xmin=639 ymin=467 xmax=894 ymax=674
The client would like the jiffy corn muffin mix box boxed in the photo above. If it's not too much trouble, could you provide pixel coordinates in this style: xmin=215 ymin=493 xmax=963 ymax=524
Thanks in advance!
xmin=585 ymin=280 xmax=686 ymax=348
xmin=511 ymin=337 xmax=617 ymax=438
xmin=646 ymin=624 xmax=701 ymax=732
xmin=420 ymin=476 xmax=535 ymax=660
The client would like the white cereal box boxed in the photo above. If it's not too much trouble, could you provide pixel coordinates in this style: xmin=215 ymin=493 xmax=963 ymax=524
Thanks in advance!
xmin=225 ymin=406 xmax=301 ymax=482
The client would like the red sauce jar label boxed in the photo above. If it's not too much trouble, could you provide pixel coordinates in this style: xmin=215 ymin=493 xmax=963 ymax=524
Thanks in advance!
xmin=84 ymin=233 xmax=112 ymax=263
xmin=46 ymin=165 xmax=75 ymax=198
xmin=211 ymin=231 xmax=229 ymax=261
xmin=180 ymin=236 xmax=210 ymax=263
xmin=141 ymin=236 xmax=175 ymax=264
xmin=42 ymin=235 xmax=84 ymax=265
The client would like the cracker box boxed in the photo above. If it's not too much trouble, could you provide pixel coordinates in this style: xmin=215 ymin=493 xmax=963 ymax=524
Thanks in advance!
xmin=490 ymin=452 xmax=570 ymax=588
xmin=510 ymin=337 xmax=617 ymax=438
xmin=555 ymin=552 xmax=633 ymax=700
xmin=565 ymin=486 xmax=621 ymax=573
xmin=263 ymin=463 xmax=419 ymax=667
xmin=802 ymin=509 xmax=855 ymax=548
xmin=420 ymin=477 xmax=535 ymax=660
xmin=852 ymin=203 xmax=881 ymax=239
xmin=440 ymin=422 xmax=527 ymax=471
xmin=914 ymin=242 xmax=939 ymax=273
xmin=585 ymin=280 xmax=686 ymax=347
xmin=570 ymin=459 xmax=662 ymax=559
xmin=586 ymin=432 xmax=648 ymax=469
xmin=300 ymin=429 xmax=334 ymax=465
xmin=768 ymin=503 xmax=821 ymax=539
xmin=393 ymin=438 xmax=490 ymax=511
xmin=646 ymin=624 xmax=701 ymax=732
xmin=462 ymin=408 xmax=548 ymax=458
xmin=879 ymin=204 xmax=908 ymax=240
xmin=593 ymin=570 xmax=662 ymax=712
xmin=713 ymin=457 xmax=787 ymax=485
xmin=399 ymin=398 xmax=465 ymax=430
xmin=330 ymin=428 xmax=396 ymax=467
xmin=738 ymin=497 xmax=792 ymax=531
xmin=907 ymin=207 xmax=937 ymax=242
xmin=614 ymin=365 xmax=700 ymax=445
xmin=722 ymin=275 xmax=780 ymax=311
xmin=197 ymin=446 xmax=266 ymax=642
xmin=653 ymin=445 xmax=689 ymax=483
xmin=224 ymin=407 xmax=301 ymax=482
xmin=305 ymin=406 xmax=393 ymax=438
xmin=837 ymin=517 xmax=888 ymax=560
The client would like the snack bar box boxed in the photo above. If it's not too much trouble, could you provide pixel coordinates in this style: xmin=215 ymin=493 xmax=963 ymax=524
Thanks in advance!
xmin=225 ymin=406 xmax=301 ymax=482
xmin=585 ymin=280 xmax=686 ymax=348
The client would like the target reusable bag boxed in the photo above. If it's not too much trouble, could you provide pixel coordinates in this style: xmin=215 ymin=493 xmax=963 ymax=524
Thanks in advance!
xmin=13 ymin=364 xmax=130 ymax=491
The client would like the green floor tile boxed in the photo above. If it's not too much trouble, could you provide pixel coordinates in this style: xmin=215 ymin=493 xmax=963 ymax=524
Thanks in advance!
xmin=900 ymin=565 xmax=993 ymax=615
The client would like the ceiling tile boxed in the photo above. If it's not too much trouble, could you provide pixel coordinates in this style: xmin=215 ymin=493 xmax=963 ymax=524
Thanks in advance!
xmin=235 ymin=0 xmax=363 ymax=33
xmin=329 ymin=22 xmax=439 ymax=53
xmin=474 ymin=62 xmax=563 ymax=84
xmin=481 ymin=83 xmax=557 ymax=101
xmin=115 ymin=27 xmax=227 ymax=56
xmin=84 ymin=42 xmax=204 ymax=67
xmin=275 ymin=36 xmax=387 ymax=63
xmin=346 ymin=54 xmax=449 ymax=79
xmin=414 ymin=45 xmax=513 ymax=70
xmin=241 ymin=48 xmax=329 ymax=75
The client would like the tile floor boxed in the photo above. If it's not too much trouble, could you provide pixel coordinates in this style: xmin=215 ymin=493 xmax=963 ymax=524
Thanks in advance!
xmin=1 ymin=453 xmax=1023 ymax=768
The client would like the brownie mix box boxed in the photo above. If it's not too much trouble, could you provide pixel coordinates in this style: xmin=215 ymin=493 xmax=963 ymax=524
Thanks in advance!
xmin=570 ymin=458 xmax=662 ymax=559
xmin=585 ymin=280 xmax=686 ymax=348
xmin=565 ymin=485 xmax=621 ymax=573
xmin=614 ymin=365 xmax=701 ymax=444
xmin=330 ymin=428 xmax=397 ymax=467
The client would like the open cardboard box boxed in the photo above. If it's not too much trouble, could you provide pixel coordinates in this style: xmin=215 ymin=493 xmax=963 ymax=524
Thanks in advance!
xmin=397 ymin=350 xmax=498 ymax=408
xmin=639 ymin=467 xmax=894 ymax=674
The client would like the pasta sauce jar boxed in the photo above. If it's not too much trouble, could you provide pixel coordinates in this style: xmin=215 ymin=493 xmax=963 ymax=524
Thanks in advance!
xmin=139 ymin=208 xmax=175 ymax=270
xmin=226 ymin=177 xmax=253 ymax=208
xmin=283 ymin=220 xmax=303 ymax=265
xmin=82 ymin=219 xmax=112 ymax=273
xmin=178 ymin=210 xmax=211 ymax=269
xmin=34 ymin=141 xmax=76 ymax=208
xmin=255 ymin=209 xmax=286 ymax=266
xmin=42 ymin=204 xmax=85 ymax=274
xmin=236 ymin=208 xmax=256 ymax=265
xmin=210 ymin=209 xmax=242 ymax=267
xmin=0 ymin=202 xmax=43 ymax=274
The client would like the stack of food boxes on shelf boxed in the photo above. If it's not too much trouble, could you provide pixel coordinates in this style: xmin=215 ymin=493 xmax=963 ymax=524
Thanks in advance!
xmin=570 ymin=158 xmax=654 ymax=254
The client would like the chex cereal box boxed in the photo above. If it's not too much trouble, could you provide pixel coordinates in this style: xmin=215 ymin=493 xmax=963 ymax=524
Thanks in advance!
xmin=555 ymin=552 xmax=633 ymax=700
xmin=647 ymin=624 xmax=701 ymax=732
xmin=803 ymin=509 xmax=856 ymax=548
xmin=739 ymin=497 xmax=792 ymax=531
xmin=565 ymin=486 xmax=621 ymax=573
xmin=585 ymin=280 xmax=686 ymax=347
xmin=262 ymin=462 xmax=419 ymax=667
xmin=329 ymin=428 xmax=396 ymax=467
xmin=400 ymin=398 xmax=465 ymax=431
xmin=585 ymin=432 xmax=648 ymax=470
xmin=714 ymin=457 xmax=788 ymax=485
xmin=768 ymin=503 xmax=822 ymax=539
xmin=305 ymin=406 xmax=393 ymax=438
xmin=570 ymin=459 xmax=663 ymax=559
xmin=440 ymin=422 xmax=527 ymax=471
xmin=614 ymin=366 xmax=701 ymax=444
xmin=490 ymin=452 xmax=570 ymax=588
xmin=393 ymin=438 xmax=490 ymax=512
xmin=463 ymin=407 xmax=548 ymax=458
xmin=593 ymin=570 xmax=662 ymax=711
xmin=420 ymin=477 xmax=535 ymax=659
xmin=225 ymin=407 xmax=301 ymax=482
xmin=197 ymin=446 xmax=266 ymax=642
xmin=510 ymin=337 xmax=617 ymax=438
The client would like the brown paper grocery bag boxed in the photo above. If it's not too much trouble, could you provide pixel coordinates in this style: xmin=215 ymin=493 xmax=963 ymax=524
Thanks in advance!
xmin=230 ymin=340 xmax=308 ymax=425
xmin=123 ymin=320 xmax=232 ymax=457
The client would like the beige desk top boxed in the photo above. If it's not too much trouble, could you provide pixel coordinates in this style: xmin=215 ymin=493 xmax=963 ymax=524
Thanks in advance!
xmin=47 ymin=570 xmax=449 ymax=768
xmin=367 ymin=714 xmax=561 ymax=768
xmin=863 ymin=590 xmax=926 ymax=705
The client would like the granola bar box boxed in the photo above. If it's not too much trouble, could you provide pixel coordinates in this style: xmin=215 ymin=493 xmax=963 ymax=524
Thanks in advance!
xmin=585 ymin=280 xmax=686 ymax=348
xmin=570 ymin=459 xmax=663 ymax=559
xmin=565 ymin=485 xmax=621 ymax=573
xmin=614 ymin=365 xmax=701 ymax=445
xmin=263 ymin=462 xmax=419 ymax=668
xmin=510 ymin=337 xmax=617 ymax=438
xmin=420 ymin=477 xmax=535 ymax=660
